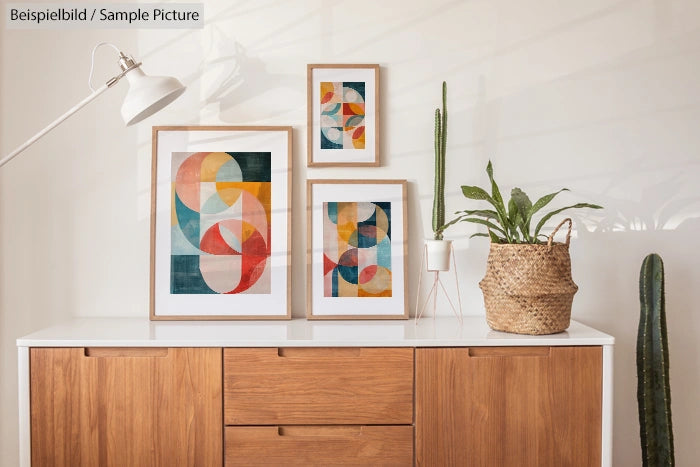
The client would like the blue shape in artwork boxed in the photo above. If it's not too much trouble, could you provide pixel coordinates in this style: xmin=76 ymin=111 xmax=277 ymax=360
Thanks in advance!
xmin=343 ymin=82 xmax=366 ymax=101
xmin=375 ymin=202 xmax=391 ymax=239
xmin=216 ymin=158 xmax=243 ymax=182
xmin=377 ymin=236 xmax=392 ymax=269
xmin=175 ymin=192 xmax=200 ymax=249
xmin=357 ymin=206 xmax=378 ymax=248
xmin=331 ymin=267 xmax=339 ymax=297
xmin=337 ymin=264 xmax=358 ymax=285
xmin=230 ymin=152 xmax=271 ymax=182
xmin=321 ymin=128 xmax=343 ymax=149
xmin=322 ymin=103 xmax=341 ymax=115
xmin=171 ymin=225 xmax=203 ymax=255
xmin=326 ymin=202 xmax=338 ymax=224
xmin=201 ymin=192 xmax=230 ymax=214
xmin=171 ymin=255 xmax=215 ymax=294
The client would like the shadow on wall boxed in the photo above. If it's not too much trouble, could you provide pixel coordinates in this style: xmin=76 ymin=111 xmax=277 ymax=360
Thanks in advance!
xmin=187 ymin=26 xmax=305 ymax=123
xmin=572 ymin=160 xmax=700 ymax=466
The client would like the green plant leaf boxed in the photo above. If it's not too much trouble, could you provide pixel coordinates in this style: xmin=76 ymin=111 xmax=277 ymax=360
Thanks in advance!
xmin=511 ymin=187 xmax=533 ymax=238
xmin=459 ymin=217 xmax=506 ymax=235
xmin=508 ymin=197 xmax=518 ymax=224
xmin=527 ymin=188 xmax=569 ymax=223
xmin=454 ymin=209 xmax=499 ymax=219
xmin=485 ymin=161 xmax=511 ymax=240
xmin=507 ymin=198 xmax=522 ymax=242
xmin=533 ymin=203 xmax=604 ymax=239
xmin=488 ymin=229 xmax=504 ymax=243
xmin=435 ymin=214 xmax=465 ymax=234
xmin=511 ymin=188 xmax=532 ymax=212
xmin=469 ymin=232 xmax=491 ymax=239
xmin=515 ymin=211 xmax=530 ymax=243
xmin=460 ymin=186 xmax=509 ymax=241
xmin=485 ymin=161 xmax=513 ymax=241
xmin=461 ymin=185 xmax=494 ymax=202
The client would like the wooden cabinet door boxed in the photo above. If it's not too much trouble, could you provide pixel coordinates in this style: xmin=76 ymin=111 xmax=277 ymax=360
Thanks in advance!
xmin=30 ymin=347 xmax=222 ymax=467
xmin=415 ymin=346 xmax=602 ymax=467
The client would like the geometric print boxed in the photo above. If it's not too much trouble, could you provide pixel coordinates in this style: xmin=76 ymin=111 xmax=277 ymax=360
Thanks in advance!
xmin=320 ymin=82 xmax=366 ymax=150
xmin=170 ymin=151 xmax=271 ymax=295
xmin=323 ymin=201 xmax=392 ymax=297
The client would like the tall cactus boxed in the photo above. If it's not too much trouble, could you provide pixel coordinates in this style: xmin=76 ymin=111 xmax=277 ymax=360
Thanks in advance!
xmin=432 ymin=81 xmax=447 ymax=240
xmin=637 ymin=253 xmax=674 ymax=466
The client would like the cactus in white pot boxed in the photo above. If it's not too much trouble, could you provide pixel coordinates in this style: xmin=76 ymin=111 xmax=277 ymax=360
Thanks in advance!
xmin=426 ymin=81 xmax=451 ymax=271
xmin=417 ymin=81 xmax=461 ymax=322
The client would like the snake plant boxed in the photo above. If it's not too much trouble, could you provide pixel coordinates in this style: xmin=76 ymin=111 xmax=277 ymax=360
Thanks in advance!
xmin=442 ymin=160 xmax=602 ymax=243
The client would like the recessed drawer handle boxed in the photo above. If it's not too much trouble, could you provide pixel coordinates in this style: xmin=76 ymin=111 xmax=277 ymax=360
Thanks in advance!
xmin=468 ymin=347 xmax=550 ymax=358
xmin=84 ymin=347 xmax=169 ymax=358
xmin=276 ymin=348 xmax=362 ymax=358
xmin=276 ymin=426 xmax=363 ymax=437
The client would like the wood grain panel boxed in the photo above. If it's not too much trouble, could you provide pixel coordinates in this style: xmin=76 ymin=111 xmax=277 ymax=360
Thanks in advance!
xmin=415 ymin=346 xmax=602 ymax=467
xmin=225 ymin=425 xmax=413 ymax=466
xmin=30 ymin=347 xmax=222 ymax=467
xmin=224 ymin=347 xmax=413 ymax=425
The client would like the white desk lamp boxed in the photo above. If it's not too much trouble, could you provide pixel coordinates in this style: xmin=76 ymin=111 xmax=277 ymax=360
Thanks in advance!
xmin=0 ymin=42 xmax=186 ymax=168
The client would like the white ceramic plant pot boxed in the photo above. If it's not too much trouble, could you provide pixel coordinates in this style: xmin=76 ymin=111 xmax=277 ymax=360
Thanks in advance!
xmin=425 ymin=239 xmax=452 ymax=272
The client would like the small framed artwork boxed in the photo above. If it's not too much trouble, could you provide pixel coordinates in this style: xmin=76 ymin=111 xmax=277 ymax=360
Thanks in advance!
xmin=150 ymin=126 xmax=292 ymax=320
xmin=307 ymin=179 xmax=408 ymax=319
xmin=307 ymin=64 xmax=380 ymax=167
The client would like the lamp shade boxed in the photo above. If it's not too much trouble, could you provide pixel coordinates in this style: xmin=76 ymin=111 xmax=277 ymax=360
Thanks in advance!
xmin=120 ymin=68 xmax=186 ymax=126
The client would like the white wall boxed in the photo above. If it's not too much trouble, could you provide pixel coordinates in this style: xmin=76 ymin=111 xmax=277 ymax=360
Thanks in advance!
xmin=1 ymin=0 xmax=699 ymax=465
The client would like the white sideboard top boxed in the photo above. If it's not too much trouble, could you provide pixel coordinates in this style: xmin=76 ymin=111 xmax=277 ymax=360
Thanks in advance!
xmin=17 ymin=317 xmax=614 ymax=348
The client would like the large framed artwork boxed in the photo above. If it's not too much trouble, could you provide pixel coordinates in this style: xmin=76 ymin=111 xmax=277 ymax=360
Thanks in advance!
xmin=150 ymin=126 xmax=292 ymax=320
xmin=307 ymin=64 xmax=380 ymax=167
xmin=307 ymin=179 xmax=408 ymax=319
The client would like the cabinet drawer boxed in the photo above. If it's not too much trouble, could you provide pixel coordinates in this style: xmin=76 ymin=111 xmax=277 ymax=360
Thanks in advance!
xmin=225 ymin=425 xmax=414 ymax=466
xmin=224 ymin=347 xmax=413 ymax=425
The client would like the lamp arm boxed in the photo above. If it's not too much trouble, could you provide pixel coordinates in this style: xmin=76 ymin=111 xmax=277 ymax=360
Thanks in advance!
xmin=0 ymin=83 xmax=111 ymax=169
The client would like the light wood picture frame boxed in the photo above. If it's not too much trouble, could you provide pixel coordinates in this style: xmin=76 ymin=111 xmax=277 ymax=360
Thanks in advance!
xmin=150 ymin=126 xmax=292 ymax=320
xmin=307 ymin=64 xmax=380 ymax=167
xmin=307 ymin=179 xmax=408 ymax=319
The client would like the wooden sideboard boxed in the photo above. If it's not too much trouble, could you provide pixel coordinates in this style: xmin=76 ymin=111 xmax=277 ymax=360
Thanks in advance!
xmin=17 ymin=318 xmax=614 ymax=466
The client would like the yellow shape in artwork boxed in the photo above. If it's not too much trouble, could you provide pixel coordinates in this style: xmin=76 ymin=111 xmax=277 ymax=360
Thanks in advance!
xmin=336 ymin=202 xmax=357 ymax=226
xmin=353 ymin=130 xmax=366 ymax=149
xmin=345 ymin=103 xmax=365 ymax=116
xmin=217 ymin=182 xmax=272 ymax=223
xmin=320 ymin=82 xmax=335 ymax=98
xmin=215 ymin=186 xmax=243 ymax=207
xmin=336 ymin=221 xmax=356 ymax=244
xmin=359 ymin=266 xmax=392 ymax=295
xmin=200 ymin=152 xmax=232 ymax=182
xmin=241 ymin=220 xmax=256 ymax=242
xmin=337 ymin=273 xmax=358 ymax=297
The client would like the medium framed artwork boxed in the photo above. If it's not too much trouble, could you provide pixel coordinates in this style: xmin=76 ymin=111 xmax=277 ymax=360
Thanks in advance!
xmin=150 ymin=126 xmax=292 ymax=320
xmin=307 ymin=64 xmax=380 ymax=167
xmin=307 ymin=179 xmax=408 ymax=319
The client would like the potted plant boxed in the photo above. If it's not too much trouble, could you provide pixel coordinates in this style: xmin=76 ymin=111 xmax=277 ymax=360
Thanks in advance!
xmin=416 ymin=82 xmax=463 ymax=323
xmin=637 ymin=253 xmax=674 ymax=466
xmin=449 ymin=160 xmax=602 ymax=334
xmin=426 ymin=81 xmax=451 ymax=271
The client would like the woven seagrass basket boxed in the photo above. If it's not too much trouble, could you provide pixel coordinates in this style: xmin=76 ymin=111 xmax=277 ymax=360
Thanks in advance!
xmin=479 ymin=218 xmax=578 ymax=335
